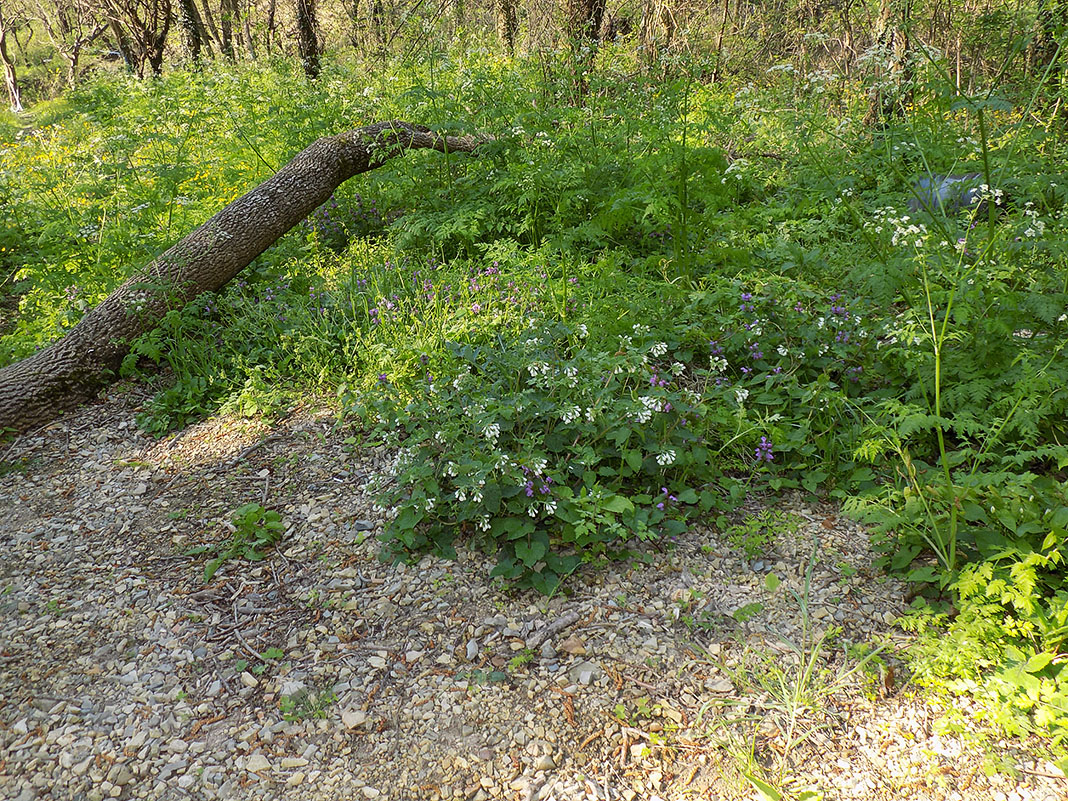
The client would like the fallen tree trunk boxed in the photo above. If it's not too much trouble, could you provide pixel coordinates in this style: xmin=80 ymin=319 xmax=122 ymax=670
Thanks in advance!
xmin=0 ymin=121 xmax=487 ymax=435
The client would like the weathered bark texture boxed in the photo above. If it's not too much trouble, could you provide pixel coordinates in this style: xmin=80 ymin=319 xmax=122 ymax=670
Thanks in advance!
xmin=0 ymin=121 xmax=487 ymax=435
xmin=295 ymin=0 xmax=320 ymax=78
xmin=0 ymin=9 xmax=23 ymax=113
xmin=496 ymin=0 xmax=518 ymax=53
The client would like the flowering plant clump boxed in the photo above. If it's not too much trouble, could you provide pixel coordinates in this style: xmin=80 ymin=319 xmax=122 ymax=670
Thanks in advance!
xmin=302 ymin=193 xmax=395 ymax=251
xmin=354 ymin=322 xmax=729 ymax=594
xmin=676 ymin=276 xmax=877 ymax=492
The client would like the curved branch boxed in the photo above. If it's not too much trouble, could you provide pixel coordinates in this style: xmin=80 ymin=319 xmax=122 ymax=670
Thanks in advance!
xmin=0 ymin=121 xmax=489 ymax=434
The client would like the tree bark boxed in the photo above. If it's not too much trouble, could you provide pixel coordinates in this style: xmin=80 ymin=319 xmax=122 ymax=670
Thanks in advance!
xmin=179 ymin=0 xmax=214 ymax=60
xmin=865 ymin=0 xmax=912 ymax=127
xmin=0 ymin=9 xmax=23 ymax=113
xmin=0 ymin=121 xmax=488 ymax=435
xmin=496 ymin=0 xmax=517 ymax=54
xmin=295 ymin=0 xmax=319 ymax=78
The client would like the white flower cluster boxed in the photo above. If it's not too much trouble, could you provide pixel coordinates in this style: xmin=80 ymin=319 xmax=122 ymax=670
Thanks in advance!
xmin=576 ymin=324 xmax=588 ymax=338
xmin=1022 ymin=204 xmax=1046 ymax=238
xmin=977 ymin=184 xmax=1004 ymax=206
xmin=656 ymin=450 xmax=676 ymax=466
xmin=650 ymin=341 xmax=668 ymax=357
xmin=483 ymin=423 xmax=500 ymax=442
xmin=868 ymin=207 xmax=929 ymax=249
xmin=561 ymin=405 xmax=582 ymax=424
xmin=452 ymin=367 xmax=472 ymax=390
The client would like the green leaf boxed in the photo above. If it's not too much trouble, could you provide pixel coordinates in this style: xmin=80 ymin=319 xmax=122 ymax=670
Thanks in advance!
xmin=482 ymin=485 xmax=502 ymax=514
xmin=516 ymin=532 xmax=549 ymax=566
xmin=801 ymin=470 xmax=828 ymax=493
xmin=624 ymin=450 xmax=643 ymax=472
xmin=203 ymin=557 xmax=224 ymax=582
xmin=602 ymin=495 xmax=634 ymax=514
xmin=662 ymin=519 xmax=688 ymax=536
xmin=743 ymin=772 xmax=782 ymax=801
xmin=765 ymin=573 xmax=781 ymax=592
xmin=530 ymin=570 xmax=561 ymax=596
xmin=1024 ymin=652 xmax=1054 ymax=673
xmin=395 ymin=507 xmax=424 ymax=531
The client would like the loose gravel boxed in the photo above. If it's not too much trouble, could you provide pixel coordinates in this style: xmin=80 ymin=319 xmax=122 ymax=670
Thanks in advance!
xmin=1 ymin=387 xmax=1064 ymax=800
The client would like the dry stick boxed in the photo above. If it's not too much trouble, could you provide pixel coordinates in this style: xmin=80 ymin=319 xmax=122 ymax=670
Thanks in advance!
xmin=524 ymin=609 xmax=584 ymax=650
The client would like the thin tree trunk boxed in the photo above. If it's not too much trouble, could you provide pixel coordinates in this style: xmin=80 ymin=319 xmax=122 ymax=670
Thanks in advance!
xmin=265 ymin=0 xmax=277 ymax=52
xmin=107 ymin=18 xmax=138 ymax=73
xmin=242 ymin=4 xmax=256 ymax=59
xmin=296 ymin=0 xmax=320 ymax=78
xmin=198 ymin=0 xmax=225 ymax=54
xmin=0 ymin=14 xmax=23 ymax=113
xmin=0 ymin=122 xmax=489 ymax=435
xmin=342 ymin=0 xmax=361 ymax=48
xmin=179 ymin=0 xmax=208 ymax=60
xmin=219 ymin=0 xmax=235 ymax=57
xmin=865 ymin=0 xmax=911 ymax=127
xmin=496 ymin=0 xmax=517 ymax=53
xmin=711 ymin=0 xmax=729 ymax=83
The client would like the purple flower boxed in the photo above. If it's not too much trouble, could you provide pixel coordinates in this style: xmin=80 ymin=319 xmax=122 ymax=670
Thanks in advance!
xmin=378 ymin=373 xmax=389 ymax=384
xmin=755 ymin=436 xmax=774 ymax=462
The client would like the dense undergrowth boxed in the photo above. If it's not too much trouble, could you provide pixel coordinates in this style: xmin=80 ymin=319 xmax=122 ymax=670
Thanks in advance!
xmin=2 ymin=49 xmax=1068 ymax=759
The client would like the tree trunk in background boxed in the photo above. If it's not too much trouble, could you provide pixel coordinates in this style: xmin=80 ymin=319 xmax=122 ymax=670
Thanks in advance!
xmin=0 ymin=122 xmax=489 ymax=435
xmin=219 ymin=0 xmax=234 ymax=56
xmin=0 ymin=11 xmax=23 ymax=112
xmin=567 ymin=0 xmax=605 ymax=98
xmin=107 ymin=18 xmax=137 ymax=71
xmin=567 ymin=0 xmax=605 ymax=42
xmin=712 ymin=0 xmax=729 ymax=82
xmin=265 ymin=0 xmax=277 ymax=51
xmin=243 ymin=5 xmax=256 ymax=59
xmin=179 ymin=0 xmax=212 ymax=60
xmin=371 ymin=0 xmax=386 ymax=48
xmin=104 ymin=0 xmax=173 ymax=77
xmin=198 ymin=0 xmax=225 ymax=54
xmin=1032 ymin=0 xmax=1065 ymax=92
xmin=295 ymin=0 xmax=320 ymax=78
xmin=865 ymin=0 xmax=912 ymax=127
xmin=342 ymin=0 xmax=360 ymax=47
xmin=496 ymin=0 xmax=517 ymax=53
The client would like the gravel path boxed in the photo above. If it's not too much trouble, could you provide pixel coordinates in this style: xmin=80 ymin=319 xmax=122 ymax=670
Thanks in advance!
xmin=1 ymin=387 xmax=1064 ymax=801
